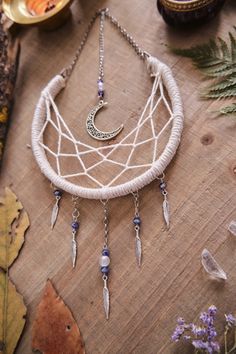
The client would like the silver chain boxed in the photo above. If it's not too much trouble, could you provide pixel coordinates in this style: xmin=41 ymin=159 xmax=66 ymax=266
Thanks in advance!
xmin=72 ymin=195 xmax=80 ymax=221
xmin=101 ymin=199 xmax=109 ymax=247
xmin=133 ymin=191 xmax=139 ymax=217
xmin=99 ymin=10 xmax=105 ymax=81
xmin=61 ymin=8 xmax=149 ymax=80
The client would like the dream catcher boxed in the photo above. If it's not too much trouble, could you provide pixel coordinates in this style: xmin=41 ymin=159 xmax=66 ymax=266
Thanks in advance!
xmin=31 ymin=8 xmax=184 ymax=319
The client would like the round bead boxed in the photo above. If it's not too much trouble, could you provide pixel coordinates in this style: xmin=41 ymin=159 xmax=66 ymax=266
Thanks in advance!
xmin=98 ymin=81 xmax=104 ymax=90
xmin=99 ymin=255 xmax=110 ymax=267
xmin=159 ymin=182 xmax=166 ymax=190
xmin=101 ymin=266 xmax=109 ymax=274
xmin=133 ymin=216 xmax=141 ymax=226
xmin=98 ymin=90 xmax=104 ymax=98
xmin=53 ymin=189 xmax=62 ymax=197
xmin=102 ymin=248 xmax=110 ymax=256
xmin=71 ymin=221 xmax=80 ymax=230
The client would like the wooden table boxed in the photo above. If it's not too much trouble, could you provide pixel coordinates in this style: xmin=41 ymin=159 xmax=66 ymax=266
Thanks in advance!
xmin=1 ymin=1 xmax=236 ymax=353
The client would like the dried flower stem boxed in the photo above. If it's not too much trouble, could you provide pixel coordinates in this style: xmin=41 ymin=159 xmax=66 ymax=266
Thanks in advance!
xmin=228 ymin=332 xmax=236 ymax=354
xmin=224 ymin=326 xmax=229 ymax=354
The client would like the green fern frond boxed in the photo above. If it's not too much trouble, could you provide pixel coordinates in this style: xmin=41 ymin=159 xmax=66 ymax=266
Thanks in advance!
xmin=205 ymin=76 xmax=236 ymax=93
xmin=219 ymin=103 xmax=236 ymax=115
xmin=202 ymin=85 xmax=236 ymax=99
xmin=200 ymin=63 xmax=236 ymax=77
xmin=170 ymin=27 xmax=236 ymax=116
xmin=229 ymin=32 xmax=236 ymax=61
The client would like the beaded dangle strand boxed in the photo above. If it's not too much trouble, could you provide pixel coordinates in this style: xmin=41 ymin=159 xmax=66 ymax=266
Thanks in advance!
xmin=132 ymin=191 xmax=142 ymax=267
xmin=99 ymin=200 xmax=110 ymax=320
xmin=71 ymin=196 xmax=80 ymax=268
xmin=157 ymin=173 xmax=170 ymax=229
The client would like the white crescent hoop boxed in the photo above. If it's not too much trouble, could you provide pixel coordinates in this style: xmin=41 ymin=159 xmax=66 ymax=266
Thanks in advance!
xmin=31 ymin=55 xmax=184 ymax=200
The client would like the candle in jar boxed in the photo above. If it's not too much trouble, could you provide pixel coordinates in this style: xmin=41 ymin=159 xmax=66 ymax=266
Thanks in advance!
xmin=26 ymin=0 xmax=61 ymax=16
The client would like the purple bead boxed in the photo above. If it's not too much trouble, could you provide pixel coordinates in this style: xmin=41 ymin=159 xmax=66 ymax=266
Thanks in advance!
xmin=71 ymin=221 xmax=80 ymax=230
xmin=101 ymin=266 xmax=109 ymax=275
xmin=53 ymin=189 xmax=62 ymax=197
xmin=133 ymin=216 xmax=141 ymax=226
xmin=98 ymin=90 xmax=104 ymax=98
xmin=159 ymin=182 xmax=166 ymax=190
xmin=102 ymin=248 xmax=110 ymax=256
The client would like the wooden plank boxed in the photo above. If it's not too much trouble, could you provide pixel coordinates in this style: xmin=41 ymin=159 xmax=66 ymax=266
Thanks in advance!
xmin=0 ymin=1 xmax=236 ymax=353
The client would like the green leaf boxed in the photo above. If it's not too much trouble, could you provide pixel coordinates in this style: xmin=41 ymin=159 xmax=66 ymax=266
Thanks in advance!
xmin=229 ymin=32 xmax=236 ymax=61
xmin=218 ymin=37 xmax=230 ymax=59
xmin=203 ymin=84 xmax=236 ymax=99
xmin=219 ymin=103 xmax=236 ymax=115
xmin=170 ymin=27 xmax=236 ymax=116
xmin=205 ymin=77 xmax=236 ymax=93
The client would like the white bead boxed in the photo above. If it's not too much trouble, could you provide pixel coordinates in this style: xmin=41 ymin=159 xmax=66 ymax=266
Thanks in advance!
xmin=99 ymin=255 xmax=110 ymax=267
xmin=98 ymin=82 xmax=104 ymax=90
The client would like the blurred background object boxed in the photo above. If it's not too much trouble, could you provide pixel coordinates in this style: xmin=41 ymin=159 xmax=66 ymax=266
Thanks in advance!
xmin=157 ymin=0 xmax=225 ymax=27
xmin=2 ymin=0 xmax=73 ymax=30
xmin=0 ymin=10 xmax=20 ymax=171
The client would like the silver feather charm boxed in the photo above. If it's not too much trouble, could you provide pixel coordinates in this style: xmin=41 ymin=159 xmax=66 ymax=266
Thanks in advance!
xmin=71 ymin=238 xmax=77 ymax=268
xmin=103 ymin=277 xmax=110 ymax=320
xmin=135 ymin=227 xmax=142 ymax=267
xmin=51 ymin=200 xmax=59 ymax=229
xmin=163 ymin=198 xmax=170 ymax=229
xmin=158 ymin=175 xmax=170 ymax=229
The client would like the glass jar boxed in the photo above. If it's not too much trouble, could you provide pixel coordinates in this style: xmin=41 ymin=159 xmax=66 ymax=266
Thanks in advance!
xmin=157 ymin=0 xmax=225 ymax=27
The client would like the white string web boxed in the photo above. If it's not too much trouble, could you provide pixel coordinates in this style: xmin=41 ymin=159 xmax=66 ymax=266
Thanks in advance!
xmin=37 ymin=72 xmax=174 ymax=189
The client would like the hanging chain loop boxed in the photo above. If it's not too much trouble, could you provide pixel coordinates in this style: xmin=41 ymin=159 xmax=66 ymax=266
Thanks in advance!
xmin=61 ymin=8 xmax=149 ymax=80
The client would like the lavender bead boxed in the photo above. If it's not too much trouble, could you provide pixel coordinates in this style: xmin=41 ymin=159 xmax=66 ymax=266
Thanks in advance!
xmin=102 ymin=248 xmax=110 ymax=256
xmin=71 ymin=221 xmax=80 ymax=230
xmin=133 ymin=216 xmax=141 ymax=226
xmin=98 ymin=90 xmax=104 ymax=98
xmin=101 ymin=266 xmax=109 ymax=274
xmin=159 ymin=182 xmax=166 ymax=190
xmin=53 ymin=189 xmax=62 ymax=197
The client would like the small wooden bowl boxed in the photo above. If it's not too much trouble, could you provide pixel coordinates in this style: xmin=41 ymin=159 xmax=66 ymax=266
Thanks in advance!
xmin=157 ymin=0 xmax=225 ymax=27
xmin=2 ymin=0 xmax=73 ymax=29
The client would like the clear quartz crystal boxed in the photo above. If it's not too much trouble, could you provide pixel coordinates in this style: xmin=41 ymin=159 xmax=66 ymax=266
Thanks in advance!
xmin=228 ymin=221 xmax=236 ymax=236
xmin=201 ymin=249 xmax=227 ymax=280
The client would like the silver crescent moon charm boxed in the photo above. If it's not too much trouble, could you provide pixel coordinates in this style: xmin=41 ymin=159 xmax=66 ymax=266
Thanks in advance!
xmin=86 ymin=101 xmax=124 ymax=141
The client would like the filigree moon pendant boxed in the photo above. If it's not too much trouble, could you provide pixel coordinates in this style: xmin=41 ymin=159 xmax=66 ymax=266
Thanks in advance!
xmin=86 ymin=101 xmax=124 ymax=141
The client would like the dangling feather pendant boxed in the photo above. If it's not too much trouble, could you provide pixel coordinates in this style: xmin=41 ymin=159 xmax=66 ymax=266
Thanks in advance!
xmin=100 ymin=246 xmax=111 ymax=320
xmin=71 ymin=238 xmax=77 ymax=268
xmin=135 ymin=227 xmax=142 ymax=267
xmin=71 ymin=221 xmax=79 ymax=268
xmin=51 ymin=190 xmax=62 ymax=229
xmin=158 ymin=179 xmax=170 ymax=229
xmin=103 ymin=277 xmax=110 ymax=320
xmin=133 ymin=216 xmax=142 ymax=267
xmin=162 ymin=197 xmax=170 ymax=229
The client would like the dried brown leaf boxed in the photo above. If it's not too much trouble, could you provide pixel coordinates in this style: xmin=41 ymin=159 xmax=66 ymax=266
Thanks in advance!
xmin=32 ymin=280 xmax=85 ymax=354
xmin=0 ymin=187 xmax=30 ymax=269
xmin=0 ymin=271 xmax=26 ymax=354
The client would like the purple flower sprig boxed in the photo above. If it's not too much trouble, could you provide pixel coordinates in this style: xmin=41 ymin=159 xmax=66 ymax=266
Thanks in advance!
xmin=172 ymin=305 xmax=236 ymax=353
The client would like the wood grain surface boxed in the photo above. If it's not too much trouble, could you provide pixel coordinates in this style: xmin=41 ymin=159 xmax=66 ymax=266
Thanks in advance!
xmin=1 ymin=1 xmax=236 ymax=353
